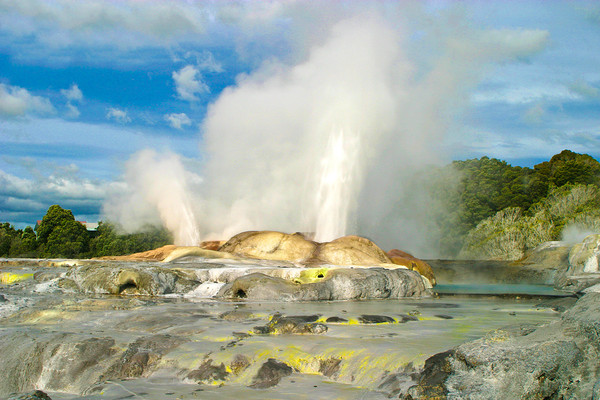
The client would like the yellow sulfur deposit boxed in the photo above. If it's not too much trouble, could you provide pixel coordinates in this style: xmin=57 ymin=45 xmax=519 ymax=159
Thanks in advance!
xmin=0 ymin=272 xmax=34 ymax=285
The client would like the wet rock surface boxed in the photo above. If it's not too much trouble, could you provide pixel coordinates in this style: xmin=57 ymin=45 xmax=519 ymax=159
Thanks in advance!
xmin=104 ymin=334 xmax=188 ymax=379
xmin=7 ymin=390 xmax=53 ymax=400
xmin=217 ymin=267 xmax=428 ymax=301
xmin=253 ymin=313 xmax=328 ymax=335
xmin=250 ymin=358 xmax=294 ymax=388
xmin=0 ymin=257 xmax=567 ymax=399
xmin=404 ymin=293 xmax=600 ymax=399
xmin=59 ymin=263 xmax=199 ymax=295
xmin=186 ymin=359 xmax=229 ymax=383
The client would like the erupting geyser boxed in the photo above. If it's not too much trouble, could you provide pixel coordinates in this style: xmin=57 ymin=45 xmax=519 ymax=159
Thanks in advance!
xmin=104 ymin=7 xmax=550 ymax=253
xmin=104 ymin=149 xmax=201 ymax=246
xmin=314 ymin=128 xmax=361 ymax=242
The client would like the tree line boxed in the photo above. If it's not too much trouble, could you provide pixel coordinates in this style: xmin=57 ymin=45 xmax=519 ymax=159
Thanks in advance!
xmin=0 ymin=205 xmax=171 ymax=259
xmin=432 ymin=149 xmax=600 ymax=258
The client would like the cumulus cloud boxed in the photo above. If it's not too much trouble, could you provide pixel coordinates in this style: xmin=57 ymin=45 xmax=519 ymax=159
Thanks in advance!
xmin=106 ymin=107 xmax=131 ymax=123
xmin=0 ymin=165 xmax=115 ymax=225
xmin=65 ymin=103 xmax=80 ymax=119
xmin=165 ymin=112 xmax=192 ymax=130
xmin=61 ymin=83 xmax=83 ymax=118
xmin=61 ymin=84 xmax=83 ymax=102
xmin=180 ymin=50 xmax=224 ymax=73
xmin=0 ymin=0 xmax=208 ymax=39
xmin=172 ymin=65 xmax=209 ymax=101
xmin=0 ymin=83 xmax=55 ymax=117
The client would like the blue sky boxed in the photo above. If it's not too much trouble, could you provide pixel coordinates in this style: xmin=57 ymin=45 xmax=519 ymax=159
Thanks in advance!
xmin=1 ymin=0 xmax=600 ymax=230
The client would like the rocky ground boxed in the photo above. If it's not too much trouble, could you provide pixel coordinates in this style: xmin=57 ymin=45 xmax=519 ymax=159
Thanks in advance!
xmin=403 ymin=292 xmax=600 ymax=399
xmin=4 ymin=232 xmax=600 ymax=399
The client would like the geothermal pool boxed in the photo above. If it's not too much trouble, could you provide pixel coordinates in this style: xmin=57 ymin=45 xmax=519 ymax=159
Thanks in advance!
xmin=0 ymin=258 xmax=566 ymax=399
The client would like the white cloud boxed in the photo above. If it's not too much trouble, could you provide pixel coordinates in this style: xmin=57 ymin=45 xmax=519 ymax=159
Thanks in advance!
xmin=60 ymin=84 xmax=83 ymax=119
xmin=0 ymin=0 xmax=208 ymax=39
xmin=0 ymin=165 xmax=118 ymax=225
xmin=448 ymin=29 xmax=549 ymax=62
xmin=172 ymin=65 xmax=209 ymax=101
xmin=65 ymin=102 xmax=80 ymax=119
xmin=472 ymin=85 xmax=579 ymax=105
xmin=106 ymin=107 xmax=131 ymax=123
xmin=61 ymin=83 xmax=83 ymax=102
xmin=186 ymin=50 xmax=224 ymax=73
xmin=569 ymin=80 xmax=599 ymax=98
xmin=165 ymin=112 xmax=192 ymax=129
xmin=0 ymin=83 xmax=55 ymax=117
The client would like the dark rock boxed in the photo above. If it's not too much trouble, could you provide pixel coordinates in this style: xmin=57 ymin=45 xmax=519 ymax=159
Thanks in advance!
xmin=250 ymin=358 xmax=293 ymax=388
xmin=104 ymin=334 xmax=187 ymax=379
xmin=435 ymin=314 xmax=454 ymax=320
xmin=187 ymin=360 xmax=228 ymax=383
xmin=398 ymin=314 xmax=419 ymax=322
xmin=325 ymin=316 xmax=348 ymax=323
xmin=319 ymin=358 xmax=341 ymax=377
xmin=253 ymin=314 xmax=328 ymax=335
xmin=252 ymin=325 xmax=271 ymax=335
xmin=7 ymin=390 xmax=53 ymax=400
xmin=358 ymin=315 xmax=395 ymax=324
xmin=281 ymin=314 xmax=321 ymax=323
xmin=0 ymin=293 xmax=6 ymax=302
xmin=536 ymin=296 xmax=578 ymax=312
xmin=377 ymin=365 xmax=418 ymax=398
xmin=230 ymin=354 xmax=250 ymax=375
xmin=407 ymin=350 xmax=454 ymax=399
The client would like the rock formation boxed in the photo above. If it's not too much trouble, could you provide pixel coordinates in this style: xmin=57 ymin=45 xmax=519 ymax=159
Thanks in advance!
xmin=219 ymin=231 xmax=317 ymax=262
xmin=387 ymin=249 xmax=437 ymax=286
xmin=404 ymin=293 xmax=600 ymax=399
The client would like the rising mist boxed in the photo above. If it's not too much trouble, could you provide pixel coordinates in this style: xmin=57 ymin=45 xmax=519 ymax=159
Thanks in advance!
xmin=104 ymin=4 xmax=548 ymax=255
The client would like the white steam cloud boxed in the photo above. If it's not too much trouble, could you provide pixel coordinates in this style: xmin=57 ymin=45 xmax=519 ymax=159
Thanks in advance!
xmin=103 ymin=149 xmax=200 ymax=246
xmin=105 ymin=7 xmax=549 ymax=255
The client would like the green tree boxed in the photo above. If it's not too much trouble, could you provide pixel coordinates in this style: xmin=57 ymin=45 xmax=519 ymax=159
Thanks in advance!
xmin=8 ymin=226 xmax=38 ymax=257
xmin=36 ymin=205 xmax=89 ymax=258
xmin=0 ymin=223 xmax=17 ymax=256
xmin=89 ymin=221 xmax=172 ymax=257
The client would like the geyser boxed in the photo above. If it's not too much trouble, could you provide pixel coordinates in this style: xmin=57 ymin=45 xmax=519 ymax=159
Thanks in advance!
xmin=314 ymin=128 xmax=361 ymax=242
xmin=200 ymin=13 xmax=403 ymax=242
xmin=105 ymin=4 xmax=549 ymax=254
xmin=103 ymin=149 xmax=201 ymax=246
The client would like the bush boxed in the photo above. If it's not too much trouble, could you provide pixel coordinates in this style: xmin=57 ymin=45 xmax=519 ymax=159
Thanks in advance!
xmin=459 ymin=184 xmax=600 ymax=260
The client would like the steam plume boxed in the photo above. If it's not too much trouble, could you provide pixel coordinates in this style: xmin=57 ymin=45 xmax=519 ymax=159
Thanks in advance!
xmin=106 ymin=5 xmax=549 ymax=255
xmin=103 ymin=149 xmax=200 ymax=246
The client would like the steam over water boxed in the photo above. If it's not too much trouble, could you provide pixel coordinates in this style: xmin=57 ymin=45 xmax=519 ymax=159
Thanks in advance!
xmin=104 ymin=6 xmax=549 ymax=251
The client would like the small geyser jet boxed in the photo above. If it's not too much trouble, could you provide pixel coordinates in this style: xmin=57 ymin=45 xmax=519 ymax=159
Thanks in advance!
xmin=313 ymin=128 xmax=361 ymax=242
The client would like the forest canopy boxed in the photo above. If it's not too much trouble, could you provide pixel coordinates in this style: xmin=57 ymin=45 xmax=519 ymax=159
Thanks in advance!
xmin=0 ymin=206 xmax=171 ymax=259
